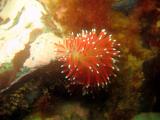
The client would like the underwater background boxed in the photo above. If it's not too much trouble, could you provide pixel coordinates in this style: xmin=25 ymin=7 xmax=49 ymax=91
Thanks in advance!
xmin=0 ymin=0 xmax=160 ymax=120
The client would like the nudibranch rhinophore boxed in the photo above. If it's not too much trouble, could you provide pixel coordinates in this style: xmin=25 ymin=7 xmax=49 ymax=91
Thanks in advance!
xmin=55 ymin=29 xmax=120 ymax=92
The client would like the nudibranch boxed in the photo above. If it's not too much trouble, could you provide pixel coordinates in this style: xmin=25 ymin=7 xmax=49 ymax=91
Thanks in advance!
xmin=55 ymin=29 xmax=120 ymax=90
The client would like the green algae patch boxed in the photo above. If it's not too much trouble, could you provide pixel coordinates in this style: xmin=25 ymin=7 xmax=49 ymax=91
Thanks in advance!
xmin=0 ymin=62 xmax=13 ymax=74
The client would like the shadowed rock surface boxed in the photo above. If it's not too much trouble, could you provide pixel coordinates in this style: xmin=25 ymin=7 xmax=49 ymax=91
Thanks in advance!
xmin=141 ymin=52 xmax=160 ymax=112
xmin=0 ymin=60 xmax=66 ymax=120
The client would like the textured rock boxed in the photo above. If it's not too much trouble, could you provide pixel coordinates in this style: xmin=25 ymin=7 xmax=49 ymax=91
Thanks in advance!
xmin=141 ymin=52 xmax=160 ymax=112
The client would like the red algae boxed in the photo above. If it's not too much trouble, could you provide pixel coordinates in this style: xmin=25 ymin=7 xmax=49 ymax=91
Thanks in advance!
xmin=53 ymin=0 xmax=113 ymax=32
xmin=131 ymin=0 xmax=160 ymax=48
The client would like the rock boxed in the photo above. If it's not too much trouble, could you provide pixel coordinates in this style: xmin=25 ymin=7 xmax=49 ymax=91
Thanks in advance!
xmin=141 ymin=52 xmax=160 ymax=112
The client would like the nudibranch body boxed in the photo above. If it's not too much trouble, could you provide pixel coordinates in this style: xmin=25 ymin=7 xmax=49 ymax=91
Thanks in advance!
xmin=55 ymin=29 xmax=120 ymax=89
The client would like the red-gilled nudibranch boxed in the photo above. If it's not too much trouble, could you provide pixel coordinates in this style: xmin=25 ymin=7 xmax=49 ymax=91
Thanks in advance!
xmin=55 ymin=29 xmax=120 ymax=91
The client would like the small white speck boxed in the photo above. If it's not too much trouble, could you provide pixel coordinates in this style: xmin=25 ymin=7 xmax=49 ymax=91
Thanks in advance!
xmin=106 ymin=51 xmax=109 ymax=54
xmin=116 ymin=67 xmax=120 ymax=71
xmin=68 ymin=64 xmax=71 ymax=68
xmin=112 ymin=58 xmax=116 ymax=63
xmin=60 ymin=65 xmax=64 ymax=68
xmin=81 ymin=47 xmax=84 ymax=51
xmin=100 ymin=55 xmax=103 ymax=57
xmin=77 ymin=34 xmax=79 ymax=37
xmin=109 ymin=34 xmax=112 ymax=41
xmin=105 ymin=82 xmax=108 ymax=85
xmin=101 ymin=29 xmax=106 ymax=32
xmin=86 ymin=85 xmax=89 ymax=88
xmin=113 ymin=53 xmax=117 ymax=55
xmin=71 ymin=32 xmax=74 ymax=35
xmin=117 ymin=44 xmax=121 ymax=46
xmin=99 ymin=35 xmax=102 ymax=40
xmin=104 ymin=48 xmax=107 ymax=51
xmin=89 ymin=66 xmax=92 ymax=69
xmin=96 ymin=71 xmax=99 ymax=74
xmin=113 ymin=74 xmax=117 ymax=77
xmin=92 ymin=29 xmax=96 ymax=32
